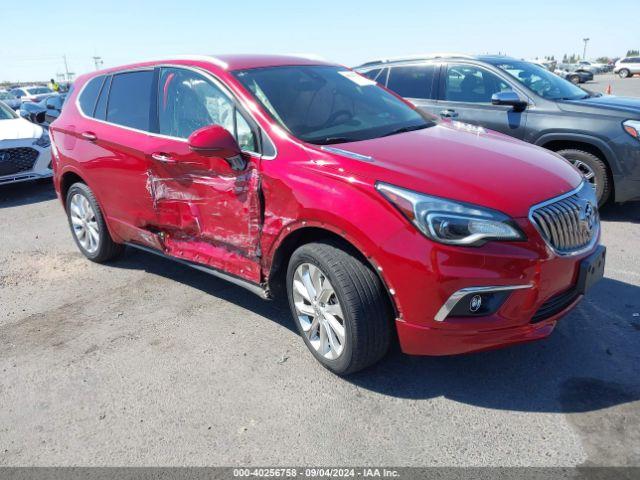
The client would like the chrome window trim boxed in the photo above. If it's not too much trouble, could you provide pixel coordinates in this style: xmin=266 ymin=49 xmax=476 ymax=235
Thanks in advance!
xmin=73 ymin=64 xmax=277 ymax=161
xmin=434 ymin=284 xmax=533 ymax=322
xmin=528 ymin=181 xmax=600 ymax=257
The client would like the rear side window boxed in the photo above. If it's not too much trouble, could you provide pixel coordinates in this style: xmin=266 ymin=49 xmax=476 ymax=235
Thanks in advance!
xmin=386 ymin=65 xmax=436 ymax=99
xmin=94 ymin=76 xmax=112 ymax=120
xmin=78 ymin=76 xmax=105 ymax=116
xmin=107 ymin=71 xmax=154 ymax=131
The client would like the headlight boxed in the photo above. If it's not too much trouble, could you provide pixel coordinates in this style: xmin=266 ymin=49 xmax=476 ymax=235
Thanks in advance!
xmin=623 ymin=120 xmax=640 ymax=141
xmin=33 ymin=129 xmax=51 ymax=148
xmin=376 ymin=182 xmax=525 ymax=246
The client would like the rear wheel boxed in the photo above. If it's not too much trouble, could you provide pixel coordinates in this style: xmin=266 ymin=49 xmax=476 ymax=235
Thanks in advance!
xmin=65 ymin=182 xmax=124 ymax=262
xmin=286 ymin=241 xmax=391 ymax=375
xmin=619 ymin=69 xmax=631 ymax=79
xmin=556 ymin=149 xmax=611 ymax=206
xmin=569 ymin=75 xmax=580 ymax=84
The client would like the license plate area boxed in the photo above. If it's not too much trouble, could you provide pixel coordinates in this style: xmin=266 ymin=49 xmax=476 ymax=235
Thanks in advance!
xmin=577 ymin=245 xmax=606 ymax=295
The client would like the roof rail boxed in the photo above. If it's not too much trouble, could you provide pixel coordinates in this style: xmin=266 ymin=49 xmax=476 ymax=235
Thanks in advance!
xmin=356 ymin=53 xmax=474 ymax=68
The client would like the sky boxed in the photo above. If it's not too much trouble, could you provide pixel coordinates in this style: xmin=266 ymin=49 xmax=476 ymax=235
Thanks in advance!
xmin=1 ymin=0 xmax=638 ymax=82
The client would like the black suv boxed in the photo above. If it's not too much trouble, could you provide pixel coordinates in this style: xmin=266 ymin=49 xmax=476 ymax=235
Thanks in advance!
xmin=356 ymin=55 xmax=640 ymax=205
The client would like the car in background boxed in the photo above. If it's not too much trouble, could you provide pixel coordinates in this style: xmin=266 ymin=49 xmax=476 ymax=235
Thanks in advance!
xmin=19 ymin=93 xmax=67 ymax=127
xmin=0 ymin=100 xmax=52 ymax=185
xmin=356 ymin=54 xmax=640 ymax=206
xmin=614 ymin=57 xmax=640 ymax=78
xmin=0 ymin=90 xmax=21 ymax=110
xmin=555 ymin=64 xmax=594 ymax=84
xmin=577 ymin=61 xmax=604 ymax=74
xmin=9 ymin=85 xmax=55 ymax=104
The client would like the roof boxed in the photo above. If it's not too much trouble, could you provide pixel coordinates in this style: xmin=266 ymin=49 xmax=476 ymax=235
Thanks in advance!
xmin=213 ymin=54 xmax=336 ymax=70
xmin=356 ymin=54 xmax=520 ymax=68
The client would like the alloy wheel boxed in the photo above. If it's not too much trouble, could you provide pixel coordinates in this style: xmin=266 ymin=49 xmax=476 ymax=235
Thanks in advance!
xmin=69 ymin=193 xmax=100 ymax=254
xmin=292 ymin=263 xmax=346 ymax=360
xmin=569 ymin=159 xmax=597 ymax=191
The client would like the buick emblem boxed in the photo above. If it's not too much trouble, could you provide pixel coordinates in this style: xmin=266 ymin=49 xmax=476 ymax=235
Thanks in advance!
xmin=581 ymin=202 xmax=596 ymax=234
xmin=469 ymin=295 xmax=482 ymax=312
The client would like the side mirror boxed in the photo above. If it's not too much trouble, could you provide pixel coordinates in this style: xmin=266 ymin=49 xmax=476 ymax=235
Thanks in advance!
xmin=491 ymin=91 xmax=528 ymax=111
xmin=188 ymin=125 xmax=246 ymax=171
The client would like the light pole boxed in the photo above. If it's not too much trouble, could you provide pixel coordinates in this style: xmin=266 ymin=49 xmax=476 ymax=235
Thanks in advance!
xmin=582 ymin=38 xmax=590 ymax=60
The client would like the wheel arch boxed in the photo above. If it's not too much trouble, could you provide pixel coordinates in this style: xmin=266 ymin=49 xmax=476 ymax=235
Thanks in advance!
xmin=266 ymin=225 xmax=398 ymax=318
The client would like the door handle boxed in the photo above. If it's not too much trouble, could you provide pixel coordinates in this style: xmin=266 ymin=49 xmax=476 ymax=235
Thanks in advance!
xmin=150 ymin=152 xmax=177 ymax=164
xmin=81 ymin=131 xmax=97 ymax=141
xmin=440 ymin=109 xmax=458 ymax=118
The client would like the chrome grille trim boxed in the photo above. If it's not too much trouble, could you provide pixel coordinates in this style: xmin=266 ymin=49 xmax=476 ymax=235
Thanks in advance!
xmin=529 ymin=182 xmax=599 ymax=256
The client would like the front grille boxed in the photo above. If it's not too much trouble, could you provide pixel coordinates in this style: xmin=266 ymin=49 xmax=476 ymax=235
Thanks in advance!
xmin=531 ymin=288 xmax=580 ymax=323
xmin=0 ymin=147 xmax=39 ymax=176
xmin=530 ymin=182 xmax=599 ymax=255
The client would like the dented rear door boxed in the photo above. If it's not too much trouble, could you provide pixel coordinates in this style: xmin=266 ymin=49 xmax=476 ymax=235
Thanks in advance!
xmin=144 ymin=66 xmax=263 ymax=283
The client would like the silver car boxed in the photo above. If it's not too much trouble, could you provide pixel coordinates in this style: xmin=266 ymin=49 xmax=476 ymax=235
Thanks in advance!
xmin=614 ymin=57 xmax=640 ymax=78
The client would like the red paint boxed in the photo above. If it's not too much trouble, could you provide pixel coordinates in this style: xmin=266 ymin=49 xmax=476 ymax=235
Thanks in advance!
xmin=51 ymin=55 xmax=598 ymax=356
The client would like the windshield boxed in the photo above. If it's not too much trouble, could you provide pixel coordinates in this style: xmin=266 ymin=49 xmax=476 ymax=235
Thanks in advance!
xmin=26 ymin=87 xmax=53 ymax=95
xmin=0 ymin=91 xmax=17 ymax=100
xmin=0 ymin=101 xmax=18 ymax=119
xmin=490 ymin=60 xmax=587 ymax=100
xmin=234 ymin=65 xmax=433 ymax=145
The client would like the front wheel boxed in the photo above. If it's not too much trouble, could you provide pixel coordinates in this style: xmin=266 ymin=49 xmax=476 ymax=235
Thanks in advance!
xmin=556 ymin=149 xmax=611 ymax=206
xmin=619 ymin=69 xmax=630 ymax=78
xmin=66 ymin=182 xmax=124 ymax=262
xmin=286 ymin=241 xmax=392 ymax=375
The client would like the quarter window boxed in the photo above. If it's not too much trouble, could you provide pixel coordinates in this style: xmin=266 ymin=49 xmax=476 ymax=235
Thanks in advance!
xmin=93 ymin=76 xmax=112 ymax=120
xmin=106 ymin=71 xmax=154 ymax=131
xmin=158 ymin=67 xmax=257 ymax=152
xmin=78 ymin=76 xmax=105 ymax=116
xmin=386 ymin=65 xmax=436 ymax=99
xmin=443 ymin=65 xmax=511 ymax=103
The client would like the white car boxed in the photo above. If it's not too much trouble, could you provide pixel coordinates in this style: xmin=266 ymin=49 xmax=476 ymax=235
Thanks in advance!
xmin=614 ymin=57 xmax=640 ymax=78
xmin=9 ymin=85 xmax=55 ymax=104
xmin=0 ymin=101 xmax=52 ymax=185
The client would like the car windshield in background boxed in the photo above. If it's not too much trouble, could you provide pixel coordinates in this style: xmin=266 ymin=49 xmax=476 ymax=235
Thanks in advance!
xmin=26 ymin=87 xmax=53 ymax=95
xmin=0 ymin=101 xmax=18 ymax=120
xmin=234 ymin=65 xmax=433 ymax=145
xmin=490 ymin=60 xmax=588 ymax=100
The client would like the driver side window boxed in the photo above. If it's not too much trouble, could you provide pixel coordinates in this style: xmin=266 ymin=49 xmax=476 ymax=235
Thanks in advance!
xmin=158 ymin=67 xmax=257 ymax=152
xmin=444 ymin=64 xmax=511 ymax=103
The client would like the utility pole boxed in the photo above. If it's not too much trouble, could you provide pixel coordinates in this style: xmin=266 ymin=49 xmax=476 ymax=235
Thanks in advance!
xmin=92 ymin=56 xmax=103 ymax=70
xmin=62 ymin=55 xmax=75 ymax=82
xmin=582 ymin=38 xmax=590 ymax=60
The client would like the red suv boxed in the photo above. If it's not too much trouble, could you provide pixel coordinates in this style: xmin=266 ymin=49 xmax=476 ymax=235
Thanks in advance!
xmin=50 ymin=55 xmax=605 ymax=374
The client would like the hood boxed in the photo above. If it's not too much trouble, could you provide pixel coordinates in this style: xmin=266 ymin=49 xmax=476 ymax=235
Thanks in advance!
xmin=316 ymin=123 xmax=582 ymax=218
xmin=0 ymin=117 xmax=43 ymax=141
xmin=558 ymin=95 xmax=640 ymax=117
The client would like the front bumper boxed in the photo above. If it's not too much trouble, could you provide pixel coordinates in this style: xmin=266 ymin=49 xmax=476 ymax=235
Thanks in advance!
xmin=0 ymin=140 xmax=51 ymax=186
xmin=374 ymin=217 xmax=601 ymax=356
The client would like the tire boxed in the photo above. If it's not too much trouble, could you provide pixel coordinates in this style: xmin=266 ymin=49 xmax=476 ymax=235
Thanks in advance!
xmin=286 ymin=241 xmax=391 ymax=375
xmin=556 ymin=149 xmax=611 ymax=206
xmin=65 ymin=182 xmax=124 ymax=262
xmin=569 ymin=75 xmax=580 ymax=85
xmin=619 ymin=69 xmax=630 ymax=79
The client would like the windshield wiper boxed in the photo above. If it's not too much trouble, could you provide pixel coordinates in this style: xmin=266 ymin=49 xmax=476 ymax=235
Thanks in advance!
xmin=381 ymin=123 xmax=429 ymax=137
xmin=312 ymin=136 xmax=353 ymax=145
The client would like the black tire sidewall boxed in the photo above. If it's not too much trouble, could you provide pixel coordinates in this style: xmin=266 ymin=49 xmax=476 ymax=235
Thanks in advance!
xmin=65 ymin=183 xmax=112 ymax=261
xmin=286 ymin=248 xmax=355 ymax=374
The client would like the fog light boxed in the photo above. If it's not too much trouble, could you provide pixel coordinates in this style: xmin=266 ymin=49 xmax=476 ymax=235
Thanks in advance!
xmin=449 ymin=291 xmax=511 ymax=317
xmin=469 ymin=295 xmax=482 ymax=312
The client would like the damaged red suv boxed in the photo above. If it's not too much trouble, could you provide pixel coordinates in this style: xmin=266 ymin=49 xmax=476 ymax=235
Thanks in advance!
xmin=50 ymin=55 xmax=605 ymax=374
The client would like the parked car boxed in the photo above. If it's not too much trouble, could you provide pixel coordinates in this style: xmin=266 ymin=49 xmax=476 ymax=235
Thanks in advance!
xmin=0 ymin=90 xmax=21 ymax=110
xmin=9 ymin=85 xmax=55 ymax=104
xmin=19 ymin=93 xmax=67 ymax=127
xmin=50 ymin=55 xmax=605 ymax=374
xmin=577 ymin=61 xmax=604 ymax=74
xmin=356 ymin=55 xmax=640 ymax=205
xmin=0 ymin=100 xmax=52 ymax=185
xmin=555 ymin=64 xmax=594 ymax=84
xmin=614 ymin=57 xmax=640 ymax=78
